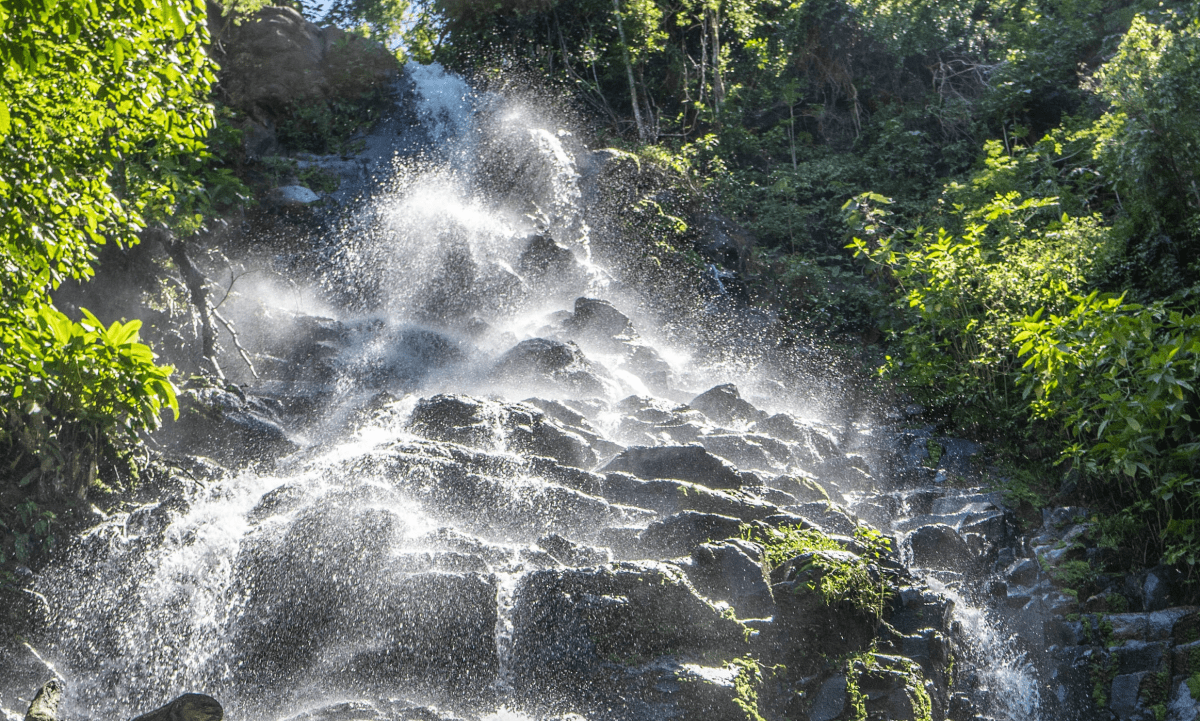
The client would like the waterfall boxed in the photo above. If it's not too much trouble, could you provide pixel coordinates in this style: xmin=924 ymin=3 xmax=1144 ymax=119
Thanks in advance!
xmin=18 ymin=63 xmax=1043 ymax=721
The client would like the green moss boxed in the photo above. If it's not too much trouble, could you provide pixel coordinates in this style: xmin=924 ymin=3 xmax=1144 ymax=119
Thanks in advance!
xmin=743 ymin=524 xmax=896 ymax=621
xmin=1188 ymin=672 xmax=1200 ymax=699
xmin=731 ymin=656 xmax=767 ymax=721
xmin=911 ymin=676 xmax=934 ymax=721
xmin=1090 ymin=651 xmax=1118 ymax=708
xmin=298 ymin=166 xmax=340 ymax=194
xmin=925 ymin=439 xmax=943 ymax=468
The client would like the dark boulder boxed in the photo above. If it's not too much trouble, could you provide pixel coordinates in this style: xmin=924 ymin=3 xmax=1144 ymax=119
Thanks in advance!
xmin=686 ymin=540 xmax=774 ymax=618
xmin=564 ymin=297 xmax=636 ymax=345
xmin=601 ymin=444 xmax=742 ymax=490
xmin=227 ymin=498 xmax=500 ymax=697
xmin=158 ymin=385 xmax=298 ymax=466
xmin=508 ymin=562 xmax=746 ymax=691
xmin=518 ymin=233 xmax=586 ymax=285
xmin=906 ymin=524 xmax=974 ymax=571
xmin=620 ymin=344 xmax=673 ymax=392
xmin=130 ymin=694 xmax=223 ymax=721
xmin=689 ymin=384 xmax=767 ymax=425
xmin=491 ymin=338 xmax=611 ymax=396
xmin=408 ymin=395 xmax=597 ymax=469
xmin=600 ymin=473 xmax=776 ymax=521
xmin=638 ymin=512 xmax=744 ymax=558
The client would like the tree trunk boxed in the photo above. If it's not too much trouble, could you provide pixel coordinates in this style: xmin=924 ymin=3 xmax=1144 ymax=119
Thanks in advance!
xmin=612 ymin=0 xmax=647 ymax=141
xmin=709 ymin=3 xmax=725 ymax=115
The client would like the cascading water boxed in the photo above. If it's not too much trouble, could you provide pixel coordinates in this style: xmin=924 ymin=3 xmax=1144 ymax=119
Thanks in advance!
xmin=14 ymin=64 xmax=1046 ymax=721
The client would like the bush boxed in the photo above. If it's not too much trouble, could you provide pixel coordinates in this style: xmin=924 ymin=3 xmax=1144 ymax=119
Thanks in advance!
xmin=1 ymin=305 xmax=177 ymax=499
xmin=1 ymin=0 xmax=210 ymax=500
xmin=846 ymin=186 xmax=1116 ymax=425
xmin=1091 ymin=9 xmax=1200 ymax=295
xmin=1016 ymin=291 xmax=1200 ymax=568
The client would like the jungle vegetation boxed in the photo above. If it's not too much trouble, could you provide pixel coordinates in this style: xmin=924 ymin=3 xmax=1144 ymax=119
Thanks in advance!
xmin=3 ymin=0 xmax=1199 ymax=587
xmin=401 ymin=0 xmax=1200 ymax=579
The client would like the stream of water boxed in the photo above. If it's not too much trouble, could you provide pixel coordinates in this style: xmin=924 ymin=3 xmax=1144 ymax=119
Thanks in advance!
xmin=21 ymin=64 xmax=1042 ymax=721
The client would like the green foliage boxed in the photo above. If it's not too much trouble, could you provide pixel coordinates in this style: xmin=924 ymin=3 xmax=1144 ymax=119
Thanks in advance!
xmin=846 ymin=183 xmax=1116 ymax=424
xmin=745 ymin=524 xmax=894 ymax=620
xmin=1 ymin=306 xmax=179 ymax=497
xmin=1090 ymin=9 xmax=1200 ymax=293
xmin=1015 ymin=291 xmax=1200 ymax=566
xmin=0 ymin=0 xmax=207 ymax=498
xmin=1051 ymin=559 xmax=1099 ymax=592
xmin=845 ymin=654 xmax=870 ymax=721
xmin=744 ymin=522 xmax=843 ymax=568
xmin=319 ymin=0 xmax=410 ymax=42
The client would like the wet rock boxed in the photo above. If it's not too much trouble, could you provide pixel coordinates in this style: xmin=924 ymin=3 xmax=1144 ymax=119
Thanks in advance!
xmin=385 ymin=453 xmax=625 ymax=535
xmin=1168 ymin=678 xmax=1200 ymax=721
xmin=1111 ymin=640 xmax=1165 ymax=675
xmin=508 ymin=562 xmax=747 ymax=711
xmin=22 ymin=680 xmax=63 ymax=721
xmin=601 ymin=444 xmax=742 ymax=490
xmin=269 ymin=184 xmax=321 ymax=207
xmin=230 ymin=531 xmax=499 ymax=697
xmin=906 ymin=524 xmax=974 ymax=571
xmin=638 ymin=512 xmax=744 ymax=558
xmin=699 ymin=433 xmax=785 ymax=471
xmin=1004 ymin=557 xmax=1041 ymax=586
xmin=789 ymin=502 xmax=859 ymax=536
xmin=538 ymin=534 xmax=611 ymax=567
xmin=564 ymin=297 xmax=636 ymax=347
xmin=890 ymin=587 xmax=955 ymax=636
xmin=1142 ymin=566 xmax=1173 ymax=612
xmin=491 ymin=338 xmax=611 ymax=396
xmin=933 ymin=438 xmax=983 ymax=478
xmin=0 ymin=643 xmax=58 ymax=717
xmin=685 ymin=540 xmax=774 ymax=618
xmin=523 ymin=397 xmax=622 ymax=460
xmin=381 ymin=328 xmax=468 ymax=383
xmin=130 ymin=694 xmax=223 ymax=721
xmin=523 ymin=397 xmax=595 ymax=433
xmin=771 ymin=473 xmax=844 ymax=505
xmin=518 ymin=233 xmax=585 ymax=284
xmin=946 ymin=691 xmax=978 ymax=721
xmin=159 ymin=385 xmax=298 ymax=465
xmin=1108 ymin=608 xmax=1199 ymax=643
xmin=284 ymin=698 xmax=466 ymax=721
xmin=600 ymin=473 xmax=775 ymax=521
xmin=249 ymin=309 xmax=348 ymax=388
xmin=1173 ymin=638 xmax=1200 ymax=675
xmin=855 ymin=655 xmax=941 ymax=721
xmin=1110 ymin=672 xmax=1145 ymax=718
xmin=408 ymin=395 xmax=597 ymax=468
xmin=407 ymin=394 xmax=500 ymax=447
xmin=689 ymin=384 xmax=767 ymax=425
xmin=620 ymin=344 xmax=672 ymax=392
xmin=753 ymin=413 xmax=840 ymax=467
xmin=809 ymin=674 xmax=848 ymax=721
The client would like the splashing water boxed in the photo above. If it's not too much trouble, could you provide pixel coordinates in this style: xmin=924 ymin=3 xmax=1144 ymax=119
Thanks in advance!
xmin=15 ymin=63 xmax=1046 ymax=721
xmin=931 ymin=579 xmax=1042 ymax=721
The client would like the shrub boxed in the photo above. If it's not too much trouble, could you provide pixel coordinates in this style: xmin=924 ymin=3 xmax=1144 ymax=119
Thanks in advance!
xmin=1015 ymin=291 xmax=1200 ymax=568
